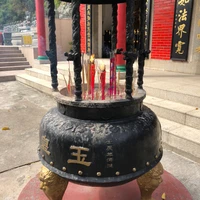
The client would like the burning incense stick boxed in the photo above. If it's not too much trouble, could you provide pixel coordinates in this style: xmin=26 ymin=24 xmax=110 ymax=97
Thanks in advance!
xmin=81 ymin=54 xmax=85 ymax=99
xmin=110 ymin=56 xmax=114 ymax=98
xmin=86 ymin=55 xmax=91 ymax=97
xmin=67 ymin=61 xmax=72 ymax=97
xmin=62 ymin=73 xmax=67 ymax=87
xmin=99 ymin=63 xmax=106 ymax=100
xmin=90 ymin=54 xmax=95 ymax=100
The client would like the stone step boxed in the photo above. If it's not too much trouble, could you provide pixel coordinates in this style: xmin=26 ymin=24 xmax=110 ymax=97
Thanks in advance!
xmin=34 ymin=61 xmax=111 ymax=75
xmin=0 ymin=46 xmax=19 ymax=50
xmin=0 ymin=65 xmax=31 ymax=71
xmin=33 ymin=62 xmax=73 ymax=75
xmin=121 ymin=79 xmax=200 ymax=108
xmin=0 ymin=61 xmax=29 ymax=67
xmin=144 ymin=85 xmax=200 ymax=108
xmin=143 ymin=69 xmax=200 ymax=108
xmin=144 ymin=95 xmax=200 ymax=130
xmin=159 ymin=117 xmax=200 ymax=163
xmin=26 ymin=66 xmax=111 ymax=86
xmin=0 ymin=53 xmax=24 ymax=57
xmin=16 ymin=74 xmax=62 ymax=95
xmin=0 ymin=57 xmax=26 ymax=62
xmin=0 ymin=70 xmax=25 ymax=82
xmin=25 ymin=68 xmax=67 ymax=86
xmin=0 ymin=50 xmax=21 ymax=54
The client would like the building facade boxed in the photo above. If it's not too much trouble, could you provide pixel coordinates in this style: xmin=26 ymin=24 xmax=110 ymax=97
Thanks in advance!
xmin=80 ymin=0 xmax=200 ymax=74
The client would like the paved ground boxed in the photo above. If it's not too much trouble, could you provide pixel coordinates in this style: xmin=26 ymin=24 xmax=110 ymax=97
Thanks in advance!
xmin=0 ymin=81 xmax=200 ymax=200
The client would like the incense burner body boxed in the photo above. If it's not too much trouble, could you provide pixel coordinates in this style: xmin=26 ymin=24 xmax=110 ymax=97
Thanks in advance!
xmin=38 ymin=89 xmax=162 ymax=186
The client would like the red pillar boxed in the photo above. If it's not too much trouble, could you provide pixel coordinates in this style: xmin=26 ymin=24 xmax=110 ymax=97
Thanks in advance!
xmin=35 ymin=0 xmax=47 ymax=60
xmin=116 ymin=3 xmax=126 ymax=72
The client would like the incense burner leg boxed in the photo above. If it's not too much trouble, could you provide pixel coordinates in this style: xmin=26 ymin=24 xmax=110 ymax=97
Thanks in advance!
xmin=39 ymin=165 xmax=68 ymax=200
xmin=137 ymin=162 xmax=164 ymax=200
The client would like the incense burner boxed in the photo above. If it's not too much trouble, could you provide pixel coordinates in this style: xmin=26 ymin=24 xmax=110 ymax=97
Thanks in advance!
xmin=39 ymin=0 xmax=163 ymax=199
xmin=39 ymin=88 xmax=162 ymax=186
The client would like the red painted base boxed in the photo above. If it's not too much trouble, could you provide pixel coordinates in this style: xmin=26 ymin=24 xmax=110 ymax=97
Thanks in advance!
xmin=18 ymin=171 xmax=192 ymax=200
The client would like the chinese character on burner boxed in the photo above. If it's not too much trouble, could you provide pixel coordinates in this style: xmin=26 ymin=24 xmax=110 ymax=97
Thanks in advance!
xmin=67 ymin=146 xmax=92 ymax=167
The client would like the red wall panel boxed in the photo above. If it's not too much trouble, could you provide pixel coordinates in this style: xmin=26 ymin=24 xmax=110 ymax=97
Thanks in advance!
xmin=151 ymin=0 xmax=176 ymax=60
xmin=80 ymin=4 xmax=86 ymax=53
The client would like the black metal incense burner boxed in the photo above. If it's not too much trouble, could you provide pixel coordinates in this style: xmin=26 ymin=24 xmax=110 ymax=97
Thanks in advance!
xmin=39 ymin=88 xmax=162 ymax=186
xmin=39 ymin=0 xmax=163 ymax=198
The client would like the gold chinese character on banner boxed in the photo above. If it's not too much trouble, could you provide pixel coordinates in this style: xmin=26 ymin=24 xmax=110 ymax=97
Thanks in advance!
xmin=197 ymin=34 xmax=200 ymax=39
xmin=67 ymin=146 xmax=92 ymax=166
xmin=87 ymin=27 xmax=90 ymax=32
xmin=175 ymin=41 xmax=185 ymax=54
xmin=87 ymin=10 xmax=91 ymax=15
xmin=176 ymin=24 xmax=187 ymax=38
xmin=178 ymin=9 xmax=188 ymax=22
xmin=178 ymin=0 xmax=190 ymax=6
xmin=198 ymin=19 xmax=200 ymax=27
xmin=87 ymin=21 xmax=91 ymax=26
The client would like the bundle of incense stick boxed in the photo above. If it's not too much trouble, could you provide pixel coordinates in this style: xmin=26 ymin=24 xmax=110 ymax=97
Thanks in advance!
xmin=85 ymin=54 xmax=91 ymax=99
xmin=95 ymin=69 xmax=100 ymax=100
xmin=90 ymin=54 xmax=95 ymax=100
xmin=110 ymin=57 xmax=115 ymax=98
xmin=99 ymin=63 xmax=106 ymax=100
xmin=82 ymin=61 xmax=86 ymax=99
xmin=62 ymin=74 xmax=68 ymax=94
xmin=67 ymin=61 xmax=72 ymax=97
xmin=132 ymin=70 xmax=137 ymax=95
xmin=81 ymin=54 xmax=86 ymax=99
xmin=117 ymin=71 xmax=120 ymax=96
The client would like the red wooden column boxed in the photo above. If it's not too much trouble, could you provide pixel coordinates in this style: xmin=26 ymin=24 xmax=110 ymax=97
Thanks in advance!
xmin=35 ymin=0 xmax=48 ymax=60
xmin=116 ymin=3 xmax=126 ymax=72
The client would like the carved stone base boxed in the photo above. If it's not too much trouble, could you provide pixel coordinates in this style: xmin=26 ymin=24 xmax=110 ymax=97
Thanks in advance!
xmin=39 ymin=165 xmax=68 ymax=200
xmin=137 ymin=162 xmax=164 ymax=200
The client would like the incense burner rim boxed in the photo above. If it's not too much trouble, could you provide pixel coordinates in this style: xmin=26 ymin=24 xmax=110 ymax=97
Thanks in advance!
xmin=53 ymin=88 xmax=146 ymax=108
xmin=52 ymin=88 xmax=146 ymax=120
